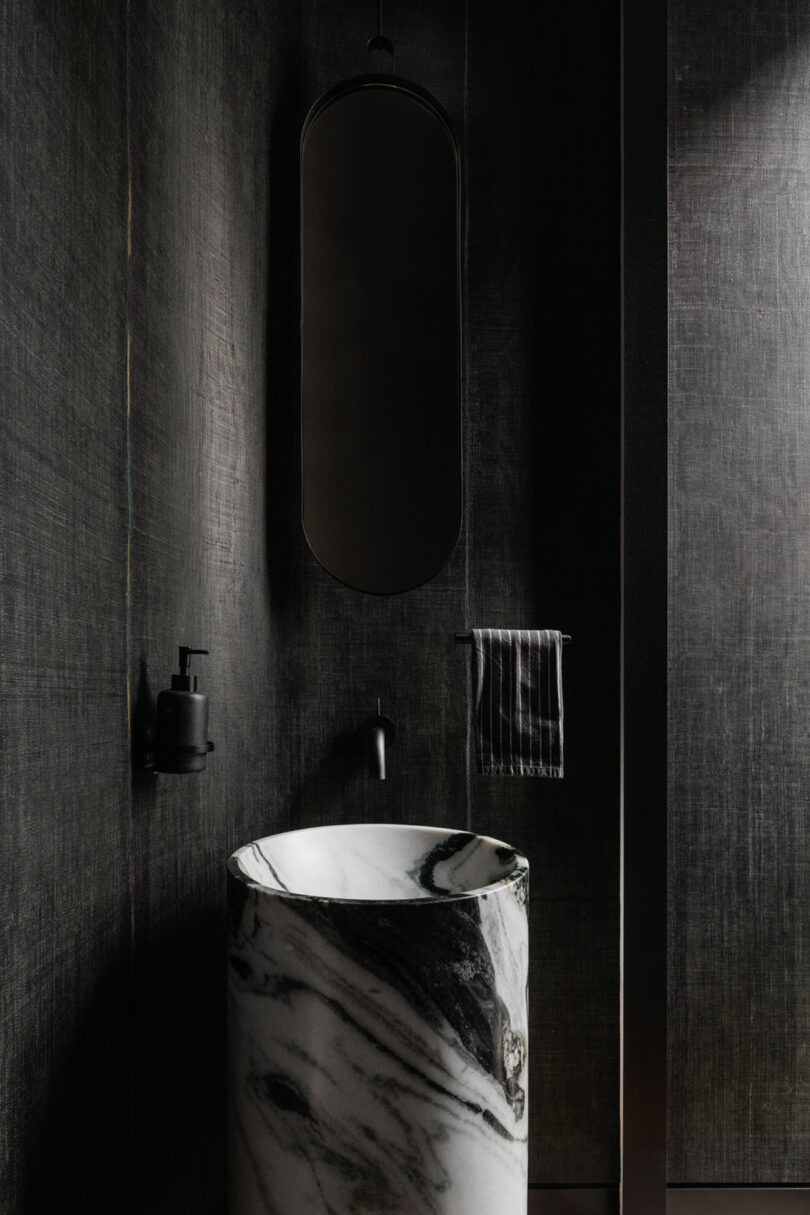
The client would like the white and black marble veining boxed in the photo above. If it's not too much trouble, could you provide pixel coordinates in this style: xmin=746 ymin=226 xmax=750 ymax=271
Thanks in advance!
xmin=227 ymin=825 xmax=529 ymax=1215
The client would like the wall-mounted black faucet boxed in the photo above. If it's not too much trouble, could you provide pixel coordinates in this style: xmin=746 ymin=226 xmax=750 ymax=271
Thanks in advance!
xmin=360 ymin=700 xmax=395 ymax=780
xmin=153 ymin=647 xmax=215 ymax=774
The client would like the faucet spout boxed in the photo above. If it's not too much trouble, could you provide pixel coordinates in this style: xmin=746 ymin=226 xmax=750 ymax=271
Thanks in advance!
xmin=370 ymin=725 xmax=387 ymax=780
xmin=360 ymin=703 xmax=396 ymax=780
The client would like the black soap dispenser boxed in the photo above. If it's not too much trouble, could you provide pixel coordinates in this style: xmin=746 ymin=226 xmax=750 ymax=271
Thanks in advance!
xmin=154 ymin=647 xmax=215 ymax=774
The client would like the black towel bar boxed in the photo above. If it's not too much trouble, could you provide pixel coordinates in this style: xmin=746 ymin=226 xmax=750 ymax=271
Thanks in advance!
xmin=454 ymin=631 xmax=572 ymax=645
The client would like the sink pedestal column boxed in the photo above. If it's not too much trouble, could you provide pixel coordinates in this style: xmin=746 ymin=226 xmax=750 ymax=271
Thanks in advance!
xmin=227 ymin=825 xmax=529 ymax=1215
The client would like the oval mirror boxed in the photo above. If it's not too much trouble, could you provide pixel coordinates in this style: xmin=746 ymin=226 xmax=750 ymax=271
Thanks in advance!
xmin=301 ymin=78 xmax=461 ymax=594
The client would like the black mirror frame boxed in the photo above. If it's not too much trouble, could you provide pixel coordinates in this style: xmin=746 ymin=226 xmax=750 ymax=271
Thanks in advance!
xmin=300 ymin=75 xmax=463 ymax=595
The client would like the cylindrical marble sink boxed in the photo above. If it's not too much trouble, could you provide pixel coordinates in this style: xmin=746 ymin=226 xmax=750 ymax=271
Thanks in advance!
xmin=227 ymin=823 xmax=529 ymax=1215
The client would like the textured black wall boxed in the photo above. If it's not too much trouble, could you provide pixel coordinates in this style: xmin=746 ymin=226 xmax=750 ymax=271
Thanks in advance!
xmin=669 ymin=0 xmax=810 ymax=1183
xmin=0 ymin=2 xmax=131 ymax=1209
xmin=1 ymin=1 xmax=620 ymax=1209
xmin=127 ymin=2 xmax=276 ymax=1205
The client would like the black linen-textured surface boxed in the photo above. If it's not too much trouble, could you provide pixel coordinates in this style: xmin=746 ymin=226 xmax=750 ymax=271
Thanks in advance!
xmin=0 ymin=0 xmax=620 ymax=1206
xmin=669 ymin=0 xmax=810 ymax=1182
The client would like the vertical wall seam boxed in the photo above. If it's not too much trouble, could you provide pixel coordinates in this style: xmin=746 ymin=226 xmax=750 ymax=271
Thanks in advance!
xmin=125 ymin=0 xmax=135 ymax=961
xmin=463 ymin=0 xmax=472 ymax=833
xmin=124 ymin=0 xmax=136 ymax=1195
xmin=618 ymin=0 xmax=626 ymax=1190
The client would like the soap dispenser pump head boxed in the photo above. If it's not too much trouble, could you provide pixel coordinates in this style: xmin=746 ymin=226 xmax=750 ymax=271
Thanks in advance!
xmin=172 ymin=646 xmax=208 ymax=691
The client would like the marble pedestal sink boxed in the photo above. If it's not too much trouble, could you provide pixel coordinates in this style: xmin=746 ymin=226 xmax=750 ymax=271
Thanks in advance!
xmin=227 ymin=823 xmax=529 ymax=1215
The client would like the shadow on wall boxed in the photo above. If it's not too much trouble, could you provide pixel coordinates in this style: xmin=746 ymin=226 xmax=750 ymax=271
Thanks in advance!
xmin=23 ymin=911 xmax=228 ymax=1215
xmin=22 ymin=951 xmax=131 ymax=1214
xmin=672 ymin=3 xmax=810 ymax=114
xmin=23 ymin=659 xmax=227 ymax=1213
xmin=129 ymin=911 xmax=228 ymax=1214
xmin=132 ymin=657 xmax=156 ymax=787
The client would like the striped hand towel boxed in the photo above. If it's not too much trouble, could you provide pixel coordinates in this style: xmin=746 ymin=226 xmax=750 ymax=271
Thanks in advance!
xmin=472 ymin=628 xmax=564 ymax=777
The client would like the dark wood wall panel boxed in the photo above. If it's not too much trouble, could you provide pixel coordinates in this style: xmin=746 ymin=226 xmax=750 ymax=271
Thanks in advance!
xmin=0 ymin=3 xmax=130 ymax=1211
xmin=669 ymin=0 xmax=810 ymax=1182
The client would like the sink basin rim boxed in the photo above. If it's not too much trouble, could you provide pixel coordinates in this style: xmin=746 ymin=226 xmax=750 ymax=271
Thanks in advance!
xmin=228 ymin=822 xmax=529 ymax=905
